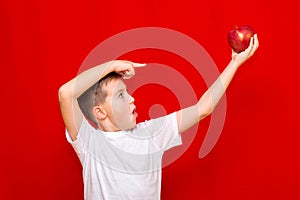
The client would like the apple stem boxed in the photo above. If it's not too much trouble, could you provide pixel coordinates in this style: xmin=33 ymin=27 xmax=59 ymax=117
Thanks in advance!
xmin=234 ymin=25 xmax=238 ymax=29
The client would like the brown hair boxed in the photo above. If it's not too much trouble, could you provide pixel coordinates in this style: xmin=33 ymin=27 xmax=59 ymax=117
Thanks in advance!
xmin=78 ymin=72 xmax=122 ymax=125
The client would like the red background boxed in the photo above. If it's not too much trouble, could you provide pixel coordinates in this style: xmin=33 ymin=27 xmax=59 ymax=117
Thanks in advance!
xmin=1 ymin=0 xmax=300 ymax=199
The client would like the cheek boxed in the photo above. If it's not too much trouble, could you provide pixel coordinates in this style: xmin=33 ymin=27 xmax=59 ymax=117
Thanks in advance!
xmin=112 ymin=100 xmax=130 ymax=118
xmin=111 ymin=100 xmax=133 ymax=130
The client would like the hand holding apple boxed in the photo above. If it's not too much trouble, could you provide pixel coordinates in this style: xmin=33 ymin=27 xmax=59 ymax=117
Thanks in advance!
xmin=231 ymin=34 xmax=259 ymax=66
xmin=228 ymin=25 xmax=255 ymax=53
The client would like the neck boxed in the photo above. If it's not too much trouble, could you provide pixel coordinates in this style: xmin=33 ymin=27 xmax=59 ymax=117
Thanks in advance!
xmin=97 ymin=120 xmax=120 ymax=132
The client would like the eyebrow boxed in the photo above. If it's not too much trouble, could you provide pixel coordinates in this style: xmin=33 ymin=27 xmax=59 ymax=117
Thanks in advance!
xmin=114 ymin=87 xmax=126 ymax=95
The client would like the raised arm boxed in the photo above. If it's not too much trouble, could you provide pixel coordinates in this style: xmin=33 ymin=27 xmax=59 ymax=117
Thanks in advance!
xmin=177 ymin=34 xmax=259 ymax=133
xmin=58 ymin=60 xmax=146 ymax=141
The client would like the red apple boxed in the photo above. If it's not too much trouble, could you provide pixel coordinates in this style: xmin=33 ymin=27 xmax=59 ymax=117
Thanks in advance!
xmin=228 ymin=25 xmax=255 ymax=53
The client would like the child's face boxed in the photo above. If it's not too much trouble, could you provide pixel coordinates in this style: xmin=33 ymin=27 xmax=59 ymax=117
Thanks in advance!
xmin=102 ymin=78 xmax=138 ymax=131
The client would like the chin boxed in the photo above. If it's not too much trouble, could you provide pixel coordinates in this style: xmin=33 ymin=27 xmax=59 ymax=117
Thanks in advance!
xmin=119 ymin=121 xmax=136 ymax=131
xmin=127 ymin=122 xmax=137 ymax=130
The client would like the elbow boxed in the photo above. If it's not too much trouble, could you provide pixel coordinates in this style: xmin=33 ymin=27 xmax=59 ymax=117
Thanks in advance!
xmin=199 ymin=109 xmax=212 ymax=120
xmin=58 ymin=84 xmax=73 ymax=103
xmin=58 ymin=85 xmax=66 ymax=103
xmin=197 ymin=103 xmax=213 ymax=120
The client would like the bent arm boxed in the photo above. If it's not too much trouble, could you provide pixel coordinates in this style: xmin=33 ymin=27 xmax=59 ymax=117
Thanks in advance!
xmin=58 ymin=61 xmax=146 ymax=141
xmin=58 ymin=62 xmax=114 ymax=141
xmin=177 ymin=35 xmax=259 ymax=133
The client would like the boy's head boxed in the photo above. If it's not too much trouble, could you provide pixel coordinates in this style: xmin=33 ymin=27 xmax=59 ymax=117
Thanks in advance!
xmin=78 ymin=72 xmax=138 ymax=131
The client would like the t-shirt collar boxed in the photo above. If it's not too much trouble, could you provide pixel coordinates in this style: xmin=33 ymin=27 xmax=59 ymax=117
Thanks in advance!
xmin=100 ymin=130 xmax=126 ymax=139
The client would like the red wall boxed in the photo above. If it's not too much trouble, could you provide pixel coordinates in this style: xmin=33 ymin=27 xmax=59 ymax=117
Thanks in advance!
xmin=1 ymin=0 xmax=300 ymax=199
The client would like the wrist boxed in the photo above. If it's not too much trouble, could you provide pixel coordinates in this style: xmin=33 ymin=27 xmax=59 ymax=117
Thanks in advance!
xmin=105 ymin=60 xmax=117 ymax=72
xmin=230 ymin=59 xmax=243 ymax=69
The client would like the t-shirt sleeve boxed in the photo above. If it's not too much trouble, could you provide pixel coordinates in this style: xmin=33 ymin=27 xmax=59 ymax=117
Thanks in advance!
xmin=65 ymin=117 xmax=94 ymax=164
xmin=135 ymin=112 xmax=182 ymax=151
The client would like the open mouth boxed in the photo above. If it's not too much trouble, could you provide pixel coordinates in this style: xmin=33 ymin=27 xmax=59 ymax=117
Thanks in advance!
xmin=132 ymin=107 xmax=138 ymax=117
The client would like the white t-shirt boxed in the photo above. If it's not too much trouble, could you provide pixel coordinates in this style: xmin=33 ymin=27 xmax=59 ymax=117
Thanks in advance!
xmin=66 ymin=112 xmax=182 ymax=200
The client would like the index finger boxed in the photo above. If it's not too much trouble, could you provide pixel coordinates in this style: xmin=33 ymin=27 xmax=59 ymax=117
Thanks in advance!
xmin=131 ymin=62 xmax=147 ymax=67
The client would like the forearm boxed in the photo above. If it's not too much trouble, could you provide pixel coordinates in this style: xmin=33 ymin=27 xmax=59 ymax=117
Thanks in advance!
xmin=177 ymin=34 xmax=258 ymax=133
xmin=177 ymin=60 xmax=241 ymax=132
xmin=59 ymin=62 xmax=113 ymax=100
xmin=197 ymin=59 xmax=240 ymax=116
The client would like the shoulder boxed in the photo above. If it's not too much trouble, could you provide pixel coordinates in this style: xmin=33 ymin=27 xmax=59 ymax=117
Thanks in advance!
xmin=66 ymin=117 xmax=98 ymax=143
xmin=132 ymin=112 xmax=177 ymax=133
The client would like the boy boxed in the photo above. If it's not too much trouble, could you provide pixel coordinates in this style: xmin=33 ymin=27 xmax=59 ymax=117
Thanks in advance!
xmin=58 ymin=35 xmax=259 ymax=199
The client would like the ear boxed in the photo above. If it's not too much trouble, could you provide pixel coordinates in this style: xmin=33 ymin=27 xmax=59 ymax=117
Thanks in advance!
xmin=93 ymin=105 xmax=107 ymax=120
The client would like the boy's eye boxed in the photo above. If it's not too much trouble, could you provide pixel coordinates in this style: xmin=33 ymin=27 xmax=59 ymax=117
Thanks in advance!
xmin=118 ymin=92 xmax=123 ymax=98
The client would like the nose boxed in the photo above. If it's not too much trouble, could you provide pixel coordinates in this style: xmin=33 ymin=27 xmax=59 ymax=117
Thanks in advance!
xmin=128 ymin=95 xmax=135 ymax=104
